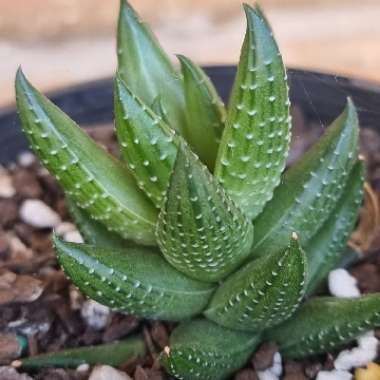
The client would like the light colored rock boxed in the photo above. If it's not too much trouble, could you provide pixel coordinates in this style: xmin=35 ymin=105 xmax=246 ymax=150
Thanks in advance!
xmin=55 ymin=222 xmax=77 ymax=236
xmin=0 ymin=366 xmax=34 ymax=380
xmin=64 ymin=230 xmax=84 ymax=243
xmin=328 ymin=269 xmax=360 ymax=298
xmin=17 ymin=151 xmax=36 ymax=167
xmin=89 ymin=365 xmax=132 ymax=380
xmin=316 ymin=370 xmax=352 ymax=380
xmin=19 ymin=199 xmax=61 ymax=228
xmin=81 ymin=300 xmax=110 ymax=330
xmin=335 ymin=331 xmax=379 ymax=371
xmin=76 ymin=363 xmax=90 ymax=372
xmin=0 ymin=166 xmax=15 ymax=198
xmin=257 ymin=352 xmax=282 ymax=380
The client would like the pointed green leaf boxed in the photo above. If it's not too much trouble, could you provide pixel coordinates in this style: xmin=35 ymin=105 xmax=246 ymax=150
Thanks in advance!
xmin=151 ymin=95 xmax=171 ymax=126
xmin=15 ymin=69 xmax=157 ymax=245
xmin=266 ymin=294 xmax=380 ymax=359
xmin=305 ymin=159 xmax=365 ymax=295
xmin=178 ymin=55 xmax=226 ymax=170
xmin=156 ymin=146 xmax=254 ymax=283
xmin=66 ymin=197 xmax=129 ymax=249
xmin=114 ymin=76 xmax=178 ymax=208
xmin=117 ymin=0 xmax=186 ymax=134
xmin=214 ymin=4 xmax=291 ymax=220
xmin=17 ymin=336 xmax=146 ymax=369
xmin=251 ymin=99 xmax=359 ymax=257
xmin=160 ymin=319 xmax=260 ymax=380
xmin=205 ymin=233 xmax=305 ymax=332
xmin=54 ymin=237 xmax=215 ymax=321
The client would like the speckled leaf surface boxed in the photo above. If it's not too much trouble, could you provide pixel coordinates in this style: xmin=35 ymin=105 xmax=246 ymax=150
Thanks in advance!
xmin=54 ymin=237 xmax=215 ymax=321
xmin=305 ymin=160 xmax=365 ymax=295
xmin=117 ymin=0 xmax=186 ymax=134
xmin=114 ymin=76 xmax=178 ymax=208
xmin=251 ymin=99 xmax=359 ymax=257
xmin=66 ymin=197 xmax=128 ymax=250
xmin=178 ymin=55 xmax=226 ymax=170
xmin=160 ymin=319 xmax=260 ymax=380
xmin=156 ymin=146 xmax=254 ymax=282
xmin=266 ymin=294 xmax=380 ymax=358
xmin=15 ymin=69 xmax=157 ymax=245
xmin=205 ymin=234 xmax=305 ymax=332
xmin=214 ymin=4 xmax=291 ymax=220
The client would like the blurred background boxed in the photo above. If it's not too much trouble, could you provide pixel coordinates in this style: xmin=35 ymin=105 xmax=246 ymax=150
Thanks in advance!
xmin=0 ymin=0 xmax=379 ymax=108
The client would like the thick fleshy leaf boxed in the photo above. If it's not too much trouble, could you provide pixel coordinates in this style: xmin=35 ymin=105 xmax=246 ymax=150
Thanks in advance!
xmin=178 ymin=55 xmax=226 ymax=170
xmin=156 ymin=146 xmax=254 ymax=283
xmin=305 ymin=159 xmax=365 ymax=295
xmin=205 ymin=233 xmax=305 ymax=332
xmin=266 ymin=294 xmax=380 ymax=358
xmin=214 ymin=4 xmax=291 ymax=220
xmin=16 ymin=336 xmax=145 ymax=369
xmin=114 ymin=76 xmax=178 ymax=208
xmin=15 ymin=69 xmax=157 ymax=245
xmin=54 ymin=237 xmax=215 ymax=321
xmin=117 ymin=0 xmax=186 ymax=134
xmin=66 ymin=197 xmax=128 ymax=249
xmin=251 ymin=99 xmax=359 ymax=257
xmin=160 ymin=319 xmax=260 ymax=380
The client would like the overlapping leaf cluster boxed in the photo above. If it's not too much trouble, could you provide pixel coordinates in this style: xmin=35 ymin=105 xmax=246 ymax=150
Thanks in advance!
xmin=15 ymin=1 xmax=380 ymax=379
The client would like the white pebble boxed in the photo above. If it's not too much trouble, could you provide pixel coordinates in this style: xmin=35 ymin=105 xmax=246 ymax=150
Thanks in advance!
xmin=328 ymin=269 xmax=360 ymax=298
xmin=64 ymin=230 xmax=84 ymax=243
xmin=316 ymin=370 xmax=352 ymax=380
xmin=89 ymin=365 xmax=132 ymax=380
xmin=55 ymin=222 xmax=77 ymax=236
xmin=334 ymin=331 xmax=379 ymax=371
xmin=0 ymin=166 xmax=15 ymax=198
xmin=20 ymin=199 xmax=61 ymax=228
xmin=81 ymin=300 xmax=110 ymax=330
xmin=76 ymin=363 xmax=90 ymax=372
xmin=18 ymin=151 xmax=36 ymax=167
xmin=257 ymin=352 xmax=282 ymax=380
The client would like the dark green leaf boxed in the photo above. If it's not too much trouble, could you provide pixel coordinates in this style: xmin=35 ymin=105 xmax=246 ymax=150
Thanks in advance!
xmin=114 ymin=75 xmax=178 ymax=208
xmin=251 ymin=99 xmax=359 ymax=257
xmin=16 ymin=336 xmax=145 ymax=369
xmin=205 ymin=233 xmax=305 ymax=332
xmin=54 ymin=237 xmax=215 ymax=321
xmin=305 ymin=159 xmax=365 ymax=295
xmin=156 ymin=146 xmax=254 ymax=282
xmin=266 ymin=294 xmax=380 ymax=358
xmin=178 ymin=55 xmax=226 ymax=170
xmin=15 ymin=69 xmax=157 ymax=245
xmin=117 ymin=0 xmax=186 ymax=134
xmin=214 ymin=4 xmax=291 ymax=219
xmin=160 ymin=319 xmax=260 ymax=380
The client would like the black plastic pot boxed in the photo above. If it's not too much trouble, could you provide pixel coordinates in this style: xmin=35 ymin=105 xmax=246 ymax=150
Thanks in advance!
xmin=1 ymin=66 xmax=380 ymax=164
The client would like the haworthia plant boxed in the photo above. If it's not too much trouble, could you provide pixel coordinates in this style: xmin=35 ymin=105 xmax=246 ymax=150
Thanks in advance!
xmin=15 ymin=1 xmax=380 ymax=379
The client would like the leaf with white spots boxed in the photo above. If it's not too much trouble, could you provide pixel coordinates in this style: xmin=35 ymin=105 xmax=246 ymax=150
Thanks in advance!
xmin=251 ymin=99 xmax=359 ymax=257
xmin=205 ymin=233 xmax=305 ymax=332
xmin=214 ymin=4 xmax=291 ymax=220
xmin=15 ymin=69 xmax=157 ymax=245
xmin=66 ymin=197 xmax=129 ymax=250
xmin=160 ymin=319 xmax=260 ymax=380
xmin=266 ymin=294 xmax=380 ymax=359
xmin=178 ymin=55 xmax=226 ymax=170
xmin=54 ymin=237 xmax=215 ymax=321
xmin=156 ymin=145 xmax=254 ymax=283
xmin=117 ymin=0 xmax=186 ymax=134
xmin=305 ymin=160 xmax=365 ymax=296
xmin=114 ymin=75 xmax=178 ymax=208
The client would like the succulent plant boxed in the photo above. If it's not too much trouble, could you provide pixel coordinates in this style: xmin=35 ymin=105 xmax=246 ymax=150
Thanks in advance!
xmin=14 ymin=1 xmax=380 ymax=379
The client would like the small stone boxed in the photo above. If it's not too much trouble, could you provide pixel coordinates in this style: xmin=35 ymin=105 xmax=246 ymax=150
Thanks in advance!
xmin=63 ymin=230 xmax=83 ymax=243
xmin=76 ymin=363 xmax=90 ymax=372
xmin=12 ymin=169 xmax=42 ymax=199
xmin=355 ymin=362 xmax=380 ymax=380
xmin=17 ymin=152 xmax=36 ymax=167
xmin=89 ymin=365 xmax=132 ymax=380
xmin=328 ymin=269 xmax=360 ymax=298
xmin=316 ymin=369 xmax=352 ymax=380
xmin=0 ymin=167 xmax=15 ymax=198
xmin=252 ymin=342 xmax=279 ymax=371
xmin=102 ymin=315 xmax=138 ymax=343
xmin=19 ymin=199 xmax=61 ymax=229
xmin=0 ymin=366 xmax=33 ymax=380
xmin=234 ymin=368 xmax=258 ymax=380
xmin=81 ymin=300 xmax=110 ymax=330
xmin=0 ymin=200 xmax=18 ymax=227
xmin=55 ymin=222 xmax=76 ymax=236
